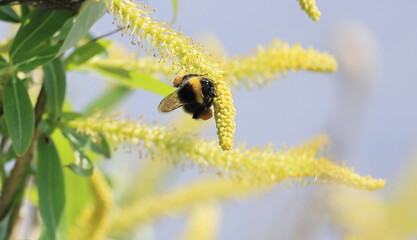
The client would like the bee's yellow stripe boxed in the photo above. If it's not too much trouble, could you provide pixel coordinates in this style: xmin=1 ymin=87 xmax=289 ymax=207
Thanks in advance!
xmin=189 ymin=77 xmax=203 ymax=103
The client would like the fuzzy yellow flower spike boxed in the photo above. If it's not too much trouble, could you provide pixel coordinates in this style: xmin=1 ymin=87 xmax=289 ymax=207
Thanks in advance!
xmin=85 ymin=38 xmax=336 ymax=90
xmin=110 ymin=178 xmax=262 ymax=234
xmin=103 ymin=0 xmax=235 ymax=150
xmin=330 ymin=158 xmax=417 ymax=239
xmin=225 ymin=39 xmax=337 ymax=89
xmin=71 ymin=169 xmax=113 ymax=240
xmin=297 ymin=0 xmax=321 ymax=21
xmin=67 ymin=116 xmax=385 ymax=190
xmin=179 ymin=203 xmax=221 ymax=240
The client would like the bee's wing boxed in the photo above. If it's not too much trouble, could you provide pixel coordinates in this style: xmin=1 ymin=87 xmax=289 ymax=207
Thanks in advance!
xmin=158 ymin=91 xmax=184 ymax=113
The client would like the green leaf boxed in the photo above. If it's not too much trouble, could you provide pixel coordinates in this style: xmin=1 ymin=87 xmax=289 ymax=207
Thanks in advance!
xmin=37 ymin=136 xmax=65 ymax=240
xmin=90 ymin=133 xmax=111 ymax=158
xmin=64 ymin=40 xmax=111 ymax=71
xmin=43 ymin=58 xmax=66 ymax=120
xmin=62 ymin=130 xmax=94 ymax=178
xmin=16 ymin=44 xmax=64 ymax=72
xmin=171 ymin=0 xmax=179 ymax=23
xmin=52 ymin=129 xmax=92 ymax=229
xmin=0 ymin=56 xmax=11 ymax=76
xmin=0 ymin=116 xmax=8 ymax=135
xmin=51 ymin=19 xmax=74 ymax=42
xmin=0 ymin=147 xmax=16 ymax=163
xmin=84 ymin=85 xmax=131 ymax=116
xmin=67 ymin=156 xmax=94 ymax=178
xmin=0 ymin=5 xmax=20 ymax=23
xmin=91 ymin=64 xmax=174 ymax=96
xmin=51 ymin=129 xmax=93 ymax=229
xmin=2 ymin=77 xmax=34 ymax=156
xmin=59 ymin=112 xmax=83 ymax=122
xmin=19 ymin=4 xmax=30 ymax=21
xmin=9 ymin=9 xmax=72 ymax=64
xmin=58 ymin=0 xmax=107 ymax=55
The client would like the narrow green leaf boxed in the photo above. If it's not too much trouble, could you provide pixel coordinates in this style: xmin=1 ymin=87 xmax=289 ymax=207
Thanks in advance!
xmin=0 ymin=5 xmax=20 ymax=23
xmin=19 ymin=4 xmax=29 ymax=21
xmin=64 ymin=40 xmax=111 ymax=71
xmin=0 ymin=116 xmax=8 ymax=135
xmin=91 ymin=64 xmax=174 ymax=96
xmin=62 ymin=127 xmax=110 ymax=159
xmin=2 ymin=77 xmax=34 ymax=156
xmin=37 ymin=136 xmax=65 ymax=240
xmin=84 ymin=85 xmax=131 ymax=116
xmin=58 ymin=0 xmax=107 ymax=55
xmin=171 ymin=0 xmax=179 ymax=23
xmin=90 ymin=133 xmax=111 ymax=158
xmin=0 ymin=213 xmax=8 ymax=239
xmin=51 ymin=19 xmax=74 ymax=42
xmin=67 ymin=157 xmax=94 ymax=178
xmin=0 ymin=56 xmax=11 ymax=77
xmin=16 ymin=44 xmax=64 ymax=72
xmin=1 ymin=147 xmax=16 ymax=163
xmin=59 ymin=112 xmax=83 ymax=121
xmin=43 ymin=58 xmax=66 ymax=120
xmin=52 ymin=130 xmax=93 ymax=229
xmin=62 ymin=130 xmax=94 ymax=178
xmin=10 ymin=9 xmax=72 ymax=64
xmin=63 ymin=129 xmax=88 ymax=148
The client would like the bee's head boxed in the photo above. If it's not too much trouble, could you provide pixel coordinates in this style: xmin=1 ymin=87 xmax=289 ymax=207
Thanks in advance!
xmin=201 ymin=78 xmax=217 ymax=98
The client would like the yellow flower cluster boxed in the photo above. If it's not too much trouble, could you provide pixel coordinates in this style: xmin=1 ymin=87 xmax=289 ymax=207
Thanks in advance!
xmin=224 ymin=39 xmax=337 ymax=88
xmin=103 ymin=0 xmax=235 ymax=150
xmin=330 ymin=187 xmax=393 ymax=240
xmin=110 ymin=178 xmax=261 ymax=234
xmin=180 ymin=204 xmax=220 ymax=240
xmin=330 ymin=159 xmax=417 ymax=239
xmin=71 ymin=169 xmax=113 ymax=240
xmin=297 ymin=0 xmax=321 ymax=21
xmin=86 ymin=39 xmax=336 ymax=90
xmin=67 ymin=117 xmax=385 ymax=190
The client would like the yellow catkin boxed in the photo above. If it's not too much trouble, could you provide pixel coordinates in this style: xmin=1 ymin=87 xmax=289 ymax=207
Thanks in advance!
xmin=102 ymin=0 xmax=235 ymax=150
xmin=297 ymin=0 xmax=321 ymax=21
xmin=225 ymin=39 xmax=337 ymax=88
xmin=179 ymin=203 xmax=221 ymax=240
xmin=110 ymin=178 xmax=260 ymax=234
xmin=297 ymin=134 xmax=329 ymax=152
xmin=330 ymin=159 xmax=417 ymax=239
xmin=86 ymin=39 xmax=337 ymax=90
xmin=329 ymin=187 xmax=395 ymax=240
xmin=71 ymin=169 xmax=113 ymax=240
xmin=67 ymin=117 xmax=385 ymax=190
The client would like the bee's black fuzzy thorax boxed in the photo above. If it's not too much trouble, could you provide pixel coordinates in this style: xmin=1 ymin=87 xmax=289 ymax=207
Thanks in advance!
xmin=177 ymin=83 xmax=197 ymax=104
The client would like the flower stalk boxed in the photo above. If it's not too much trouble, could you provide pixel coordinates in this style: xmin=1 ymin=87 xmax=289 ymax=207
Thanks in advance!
xmin=67 ymin=116 xmax=385 ymax=190
xmin=85 ymin=39 xmax=337 ymax=90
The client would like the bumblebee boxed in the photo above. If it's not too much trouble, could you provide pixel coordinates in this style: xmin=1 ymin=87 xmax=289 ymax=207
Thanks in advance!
xmin=158 ymin=74 xmax=217 ymax=120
